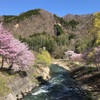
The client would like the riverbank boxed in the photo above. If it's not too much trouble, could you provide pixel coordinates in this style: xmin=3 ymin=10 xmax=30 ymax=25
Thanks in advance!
xmin=52 ymin=59 xmax=100 ymax=100
xmin=0 ymin=64 xmax=50 ymax=100
xmin=52 ymin=59 xmax=80 ymax=71
xmin=71 ymin=66 xmax=100 ymax=100
xmin=0 ymin=59 xmax=100 ymax=100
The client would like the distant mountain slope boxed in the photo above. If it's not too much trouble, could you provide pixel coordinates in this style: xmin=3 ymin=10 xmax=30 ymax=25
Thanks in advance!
xmin=1 ymin=9 xmax=100 ymax=57
xmin=63 ymin=14 xmax=93 ymax=35
xmin=1 ymin=9 xmax=93 ymax=38
xmin=2 ymin=9 xmax=56 ymax=37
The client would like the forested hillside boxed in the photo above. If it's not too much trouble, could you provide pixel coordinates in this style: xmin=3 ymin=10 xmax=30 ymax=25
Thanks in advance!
xmin=0 ymin=9 xmax=99 ymax=58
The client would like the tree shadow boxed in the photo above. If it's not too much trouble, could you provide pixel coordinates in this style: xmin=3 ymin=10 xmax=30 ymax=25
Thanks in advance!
xmin=71 ymin=66 xmax=100 ymax=99
xmin=0 ymin=67 xmax=27 ymax=78
xmin=71 ymin=66 xmax=98 ymax=78
xmin=36 ymin=76 xmax=49 ymax=85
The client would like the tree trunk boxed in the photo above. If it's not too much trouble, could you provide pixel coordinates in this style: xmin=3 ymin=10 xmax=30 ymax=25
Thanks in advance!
xmin=1 ymin=57 xmax=4 ymax=68
xmin=8 ymin=62 xmax=13 ymax=70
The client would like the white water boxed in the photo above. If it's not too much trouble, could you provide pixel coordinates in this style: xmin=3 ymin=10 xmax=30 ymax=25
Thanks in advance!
xmin=23 ymin=64 xmax=89 ymax=100
xmin=32 ymin=88 xmax=49 ymax=95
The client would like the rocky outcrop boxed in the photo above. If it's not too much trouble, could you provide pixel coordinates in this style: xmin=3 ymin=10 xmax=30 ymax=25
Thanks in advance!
xmin=40 ymin=66 xmax=50 ymax=80
xmin=1 ymin=65 xmax=50 ymax=100
xmin=52 ymin=59 xmax=71 ymax=71
xmin=2 ymin=76 xmax=37 ymax=100
xmin=36 ymin=65 xmax=50 ymax=80
xmin=1 ymin=72 xmax=38 ymax=100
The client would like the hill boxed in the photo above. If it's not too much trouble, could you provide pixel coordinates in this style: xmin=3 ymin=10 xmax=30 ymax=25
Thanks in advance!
xmin=0 ymin=9 xmax=99 ymax=57
xmin=1 ymin=9 xmax=93 ymax=37
xmin=2 ymin=9 xmax=55 ymax=37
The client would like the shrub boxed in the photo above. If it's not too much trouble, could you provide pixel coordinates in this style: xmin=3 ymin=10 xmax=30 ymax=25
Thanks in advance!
xmin=36 ymin=50 xmax=51 ymax=66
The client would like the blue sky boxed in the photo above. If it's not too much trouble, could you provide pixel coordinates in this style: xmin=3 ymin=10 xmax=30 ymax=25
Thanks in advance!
xmin=0 ymin=0 xmax=100 ymax=16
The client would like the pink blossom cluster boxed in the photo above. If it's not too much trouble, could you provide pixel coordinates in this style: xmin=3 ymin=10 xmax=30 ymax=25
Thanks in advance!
xmin=0 ymin=23 xmax=35 ymax=71
xmin=70 ymin=53 xmax=82 ymax=62
xmin=65 ymin=50 xmax=82 ymax=62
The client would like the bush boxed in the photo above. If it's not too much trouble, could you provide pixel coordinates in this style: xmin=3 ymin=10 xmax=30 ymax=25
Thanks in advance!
xmin=36 ymin=50 xmax=51 ymax=66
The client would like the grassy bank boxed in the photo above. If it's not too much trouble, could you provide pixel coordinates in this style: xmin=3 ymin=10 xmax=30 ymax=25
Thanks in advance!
xmin=0 ymin=71 xmax=14 ymax=98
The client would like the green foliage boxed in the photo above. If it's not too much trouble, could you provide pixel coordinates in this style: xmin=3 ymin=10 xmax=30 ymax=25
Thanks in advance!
xmin=95 ymin=31 xmax=100 ymax=45
xmin=93 ymin=12 xmax=100 ymax=30
xmin=75 ymin=39 xmax=88 ymax=53
xmin=0 ymin=78 xmax=9 ymax=97
xmin=69 ymin=19 xmax=79 ymax=30
xmin=56 ymin=34 xmax=69 ymax=46
xmin=29 ymin=31 xmax=47 ymax=37
xmin=74 ymin=33 xmax=95 ymax=53
xmin=84 ymin=48 xmax=97 ymax=66
xmin=54 ymin=14 xmax=79 ymax=29
xmin=54 ymin=24 xmax=64 ymax=36
xmin=54 ymin=14 xmax=68 ymax=27
xmin=16 ymin=9 xmax=40 ymax=22
xmin=36 ymin=50 xmax=51 ymax=66
xmin=93 ymin=12 xmax=100 ymax=45
xmin=69 ymin=33 xmax=76 ymax=40
xmin=45 ymin=36 xmax=57 ymax=53
xmin=27 ymin=32 xmax=57 ymax=53
xmin=3 ymin=9 xmax=40 ymax=23
xmin=53 ymin=46 xmax=66 ymax=59
xmin=0 ymin=73 xmax=10 ymax=97
xmin=3 ymin=15 xmax=16 ymax=23
xmin=18 ymin=32 xmax=69 ymax=58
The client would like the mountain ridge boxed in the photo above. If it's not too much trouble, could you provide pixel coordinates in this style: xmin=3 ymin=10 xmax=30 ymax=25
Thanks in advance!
xmin=0 ymin=9 xmax=93 ymax=37
xmin=0 ymin=9 xmax=96 ymax=54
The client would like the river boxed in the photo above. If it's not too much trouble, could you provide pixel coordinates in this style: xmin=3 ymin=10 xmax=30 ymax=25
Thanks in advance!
xmin=23 ymin=64 xmax=89 ymax=100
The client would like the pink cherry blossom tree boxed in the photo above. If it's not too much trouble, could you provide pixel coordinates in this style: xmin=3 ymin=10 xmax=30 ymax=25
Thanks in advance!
xmin=0 ymin=23 xmax=35 ymax=71
xmin=70 ymin=53 xmax=83 ymax=63
xmin=65 ymin=50 xmax=83 ymax=63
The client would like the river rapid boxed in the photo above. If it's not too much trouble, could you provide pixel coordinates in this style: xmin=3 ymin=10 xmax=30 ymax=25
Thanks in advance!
xmin=23 ymin=64 xmax=89 ymax=100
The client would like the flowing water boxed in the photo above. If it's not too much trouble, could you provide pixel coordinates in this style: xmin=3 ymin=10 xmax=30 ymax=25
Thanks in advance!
xmin=23 ymin=64 xmax=89 ymax=100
